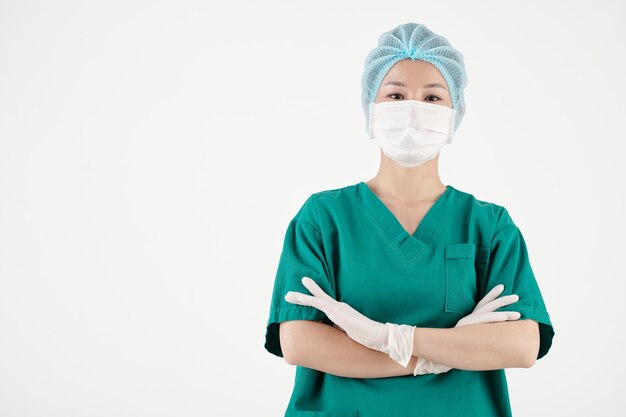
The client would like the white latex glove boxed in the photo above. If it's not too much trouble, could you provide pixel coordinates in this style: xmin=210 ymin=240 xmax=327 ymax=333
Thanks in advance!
xmin=413 ymin=283 xmax=521 ymax=376
xmin=285 ymin=276 xmax=416 ymax=367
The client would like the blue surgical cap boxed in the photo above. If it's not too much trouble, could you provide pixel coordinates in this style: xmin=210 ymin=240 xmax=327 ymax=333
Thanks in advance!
xmin=361 ymin=22 xmax=468 ymax=133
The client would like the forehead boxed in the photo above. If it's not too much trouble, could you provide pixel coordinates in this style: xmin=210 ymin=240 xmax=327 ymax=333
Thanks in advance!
xmin=382 ymin=59 xmax=445 ymax=85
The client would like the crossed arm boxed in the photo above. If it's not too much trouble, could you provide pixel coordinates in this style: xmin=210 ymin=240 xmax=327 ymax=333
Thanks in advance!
xmin=280 ymin=319 xmax=539 ymax=378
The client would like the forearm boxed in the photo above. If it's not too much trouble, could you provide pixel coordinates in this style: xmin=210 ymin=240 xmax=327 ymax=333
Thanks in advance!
xmin=281 ymin=320 xmax=418 ymax=378
xmin=412 ymin=320 xmax=538 ymax=370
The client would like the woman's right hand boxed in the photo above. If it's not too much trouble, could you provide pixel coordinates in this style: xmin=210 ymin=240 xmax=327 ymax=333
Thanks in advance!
xmin=455 ymin=284 xmax=521 ymax=327
xmin=413 ymin=284 xmax=521 ymax=376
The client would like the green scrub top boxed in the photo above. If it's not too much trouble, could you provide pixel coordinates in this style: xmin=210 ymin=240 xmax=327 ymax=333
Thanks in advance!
xmin=264 ymin=181 xmax=555 ymax=417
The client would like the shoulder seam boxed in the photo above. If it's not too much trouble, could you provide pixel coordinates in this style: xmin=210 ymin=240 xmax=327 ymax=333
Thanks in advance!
xmin=490 ymin=221 xmax=519 ymax=249
xmin=489 ymin=206 xmax=515 ymax=246
xmin=302 ymin=194 xmax=322 ymax=236
xmin=299 ymin=217 xmax=321 ymax=237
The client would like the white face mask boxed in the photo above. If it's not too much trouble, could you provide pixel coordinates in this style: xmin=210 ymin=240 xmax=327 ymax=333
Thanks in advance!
xmin=368 ymin=99 xmax=456 ymax=168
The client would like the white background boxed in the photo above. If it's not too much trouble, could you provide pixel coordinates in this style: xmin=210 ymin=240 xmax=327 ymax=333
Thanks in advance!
xmin=1 ymin=1 xmax=624 ymax=416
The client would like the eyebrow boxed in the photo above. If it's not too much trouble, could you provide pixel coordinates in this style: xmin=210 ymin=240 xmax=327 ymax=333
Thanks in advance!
xmin=382 ymin=81 xmax=448 ymax=91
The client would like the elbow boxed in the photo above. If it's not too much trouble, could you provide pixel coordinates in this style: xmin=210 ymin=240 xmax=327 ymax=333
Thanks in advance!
xmin=279 ymin=321 xmax=303 ymax=365
xmin=280 ymin=320 xmax=325 ymax=365
xmin=283 ymin=352 xmax=299 ymax=366
xmin=520 ymin=319 xmax=540 ymax=368
xmin=283 ymin=354 xmax=298 ymax=366
xmin=521 ymin=351 xmax=537 ymax=368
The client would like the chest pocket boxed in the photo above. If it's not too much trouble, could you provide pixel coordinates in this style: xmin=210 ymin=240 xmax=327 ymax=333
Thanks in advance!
xmin=444 ymin=242 xmax=478 ymax=314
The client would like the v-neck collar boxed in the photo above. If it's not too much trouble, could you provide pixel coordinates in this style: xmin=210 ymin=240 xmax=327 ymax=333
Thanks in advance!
xmin=354 ymin=181 xmax=457 ymax=261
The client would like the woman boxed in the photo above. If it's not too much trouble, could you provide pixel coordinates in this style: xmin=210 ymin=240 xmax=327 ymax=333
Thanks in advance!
xmin=264 ymin=22 xmax=555 ymax=417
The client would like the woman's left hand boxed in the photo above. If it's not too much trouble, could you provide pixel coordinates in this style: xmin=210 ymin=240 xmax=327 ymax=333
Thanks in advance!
xmin=285 ymin=276 xmax=416 ymax=367
xmin=332 ymin=323 xmax=346 ymax=333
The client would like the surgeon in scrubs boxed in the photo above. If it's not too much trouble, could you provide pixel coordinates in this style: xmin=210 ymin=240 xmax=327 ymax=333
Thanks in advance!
xmin=264 ymin=22 xmax=555 ymax=417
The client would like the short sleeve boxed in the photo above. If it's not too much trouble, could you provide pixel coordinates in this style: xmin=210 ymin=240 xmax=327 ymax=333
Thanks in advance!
xmin=482 ymin=207 xmax=555 ymax=360
xmin=263 ymin=195 xmax=335 ymax=358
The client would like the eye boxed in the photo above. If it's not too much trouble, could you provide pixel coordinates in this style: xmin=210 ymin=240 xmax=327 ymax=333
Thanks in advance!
xmin=425 ymin=95 xmax=442 ymax=102
xmin=386 ymin=93 xmax=404 ymax=100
